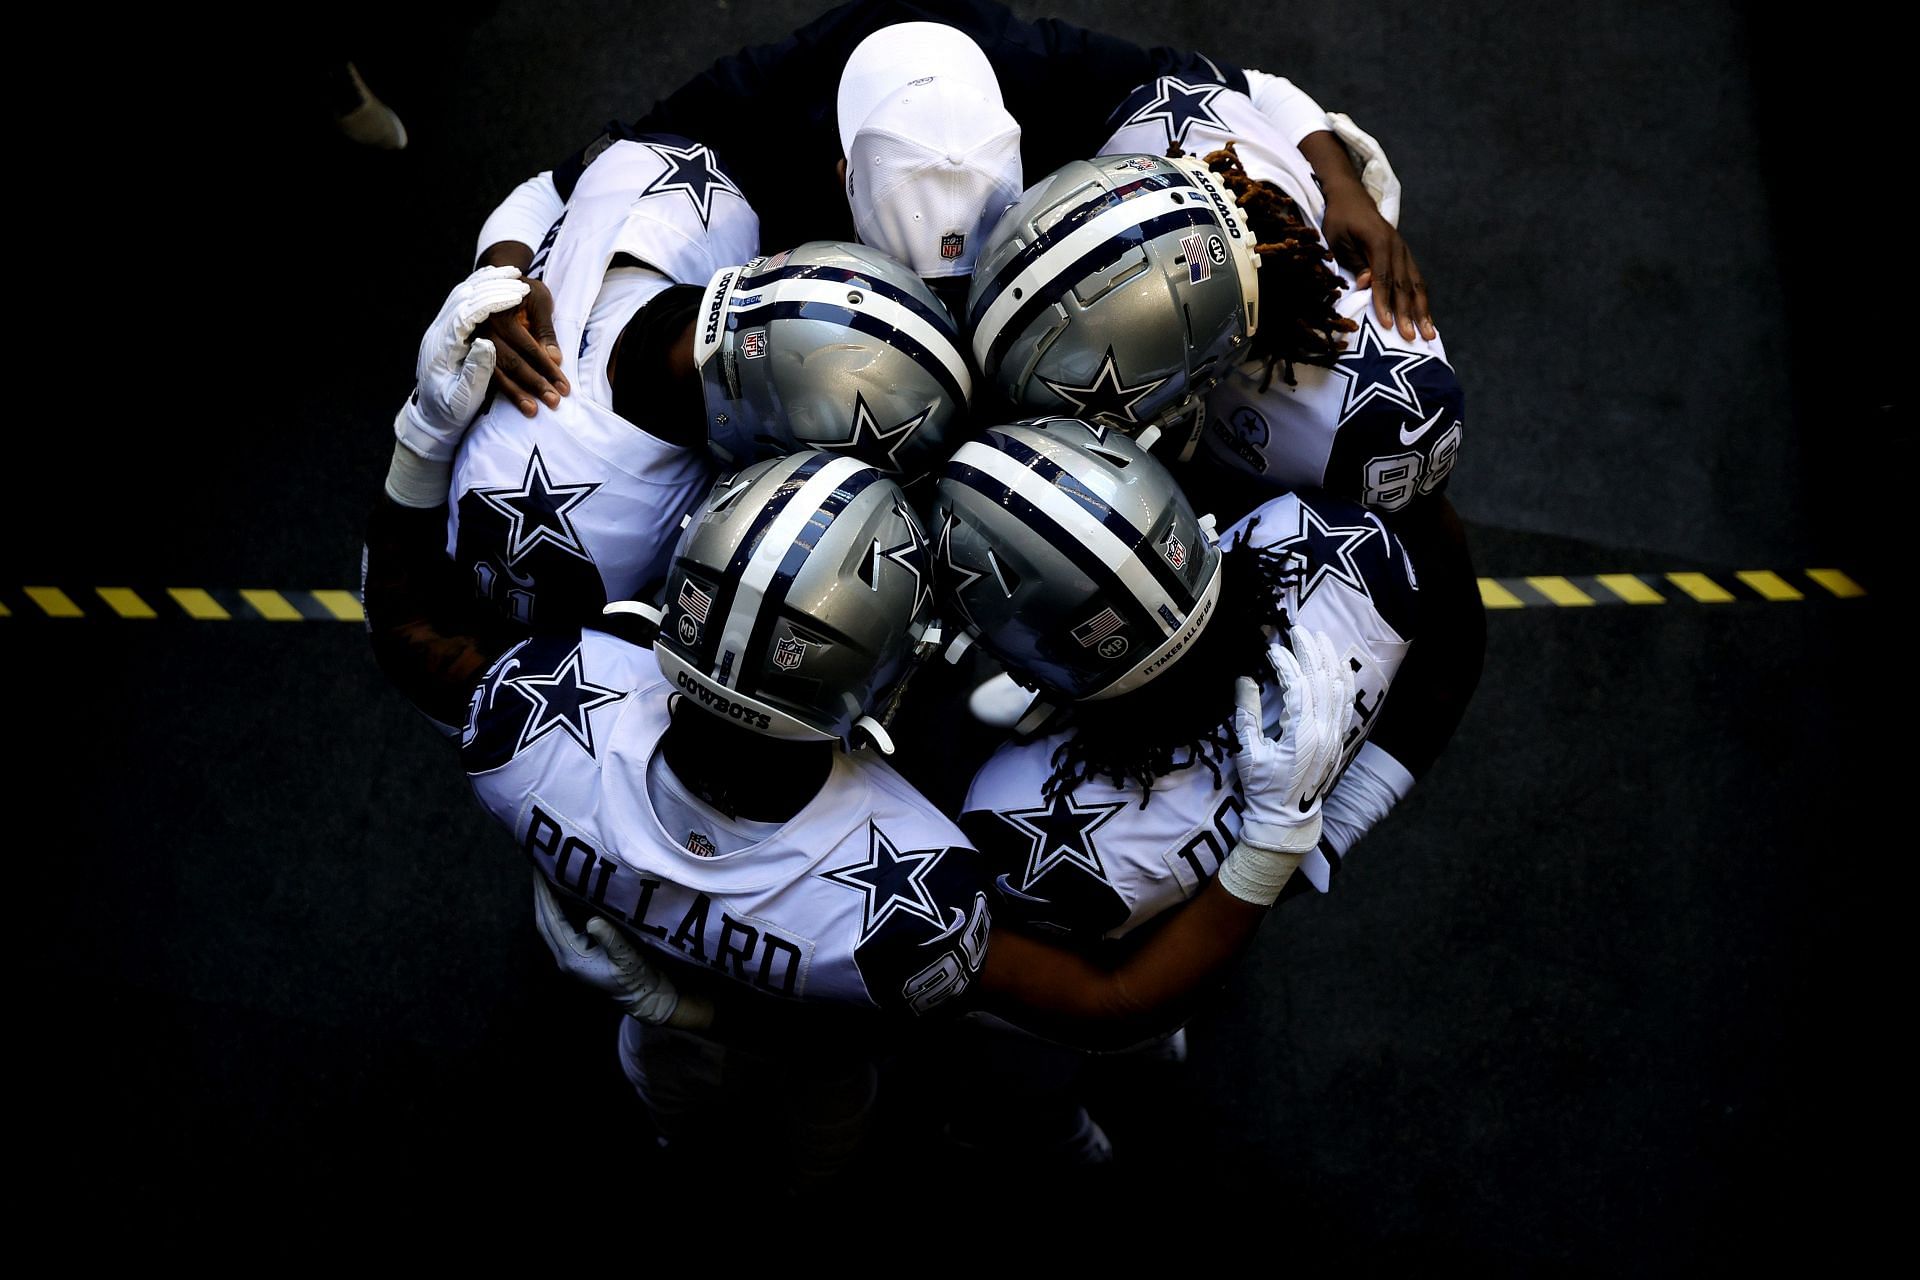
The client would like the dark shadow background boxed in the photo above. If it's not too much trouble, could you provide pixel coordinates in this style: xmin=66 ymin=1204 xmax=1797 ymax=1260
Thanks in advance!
xmin=7 ymin=1 xmax=1891 ymax=1263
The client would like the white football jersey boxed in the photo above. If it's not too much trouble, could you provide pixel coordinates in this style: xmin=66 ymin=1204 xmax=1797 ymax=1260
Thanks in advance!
xmin=448 ymin=137 xmax=761 ymax=626
xmin=961 ymin=489 xmax=1416 ymax=944
xmin=1102 ymin=82 xmax=1465 ymax=514
xmin=463 ymin=628 xmax=991 ymax=1017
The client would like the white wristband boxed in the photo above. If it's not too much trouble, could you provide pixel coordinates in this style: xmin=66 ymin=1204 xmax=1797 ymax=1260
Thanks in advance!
xmin=1217 ymin=841 xmax=1307 ymax=906
xmin=383 ymin=439 xmax=452 ymax=509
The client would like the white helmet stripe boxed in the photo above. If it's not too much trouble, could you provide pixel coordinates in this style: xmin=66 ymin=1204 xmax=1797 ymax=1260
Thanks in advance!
xmin=747 ymin=277 xmax=973 ymax=402
xmin=950 ymin=441 xmax=1177 ymax=637
xmin=714 ymin=454 xmax=874 ymax=687
xmin=970 ymin=186 xmax=1201 ymax=373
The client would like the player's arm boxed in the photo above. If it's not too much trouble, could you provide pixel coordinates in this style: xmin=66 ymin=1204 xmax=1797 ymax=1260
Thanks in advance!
xmin=976 ymin=630 xmax=1355 ymax=1050
xmin=1369 ymin=493 xmax=1485 ymax=779
xmin=365 ymin=268 xmax=531 ymax=725
xmin=1298 ymin=125 xmax=1434 ymax=342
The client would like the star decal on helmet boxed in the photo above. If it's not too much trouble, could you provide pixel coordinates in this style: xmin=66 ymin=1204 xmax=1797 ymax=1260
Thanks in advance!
xmin=877 ymin=501 xmax=933 ymax=620
xmin=935 ymin=511 xmax=987 ymax=629
xmin=1119 ymin=76 xmax=1230 ymax=149
xmin=821 ymin=821 xmax=953 ymax=942
xmin=1272 ymin=501 xmax=1381 ymax=610
xmin=502 ymin=644 xmax=625 ymax=757
xmin=1331 ymin=318 xmax=1437 ymax=425
xmin=998 ymin=792 xmax=1128 ymax=891
xmin=817 ymin=392 xmax=930 ymax=474
xmin=475 ymin=447 xmax=601 ymax=566
xmin=639 ymin=139 xmax=745 ymax=229
xmin=1037 ymin=348 xmax=1169 ymax=425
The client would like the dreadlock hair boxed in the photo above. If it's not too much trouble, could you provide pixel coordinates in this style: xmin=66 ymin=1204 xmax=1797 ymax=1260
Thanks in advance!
xmin=1042 ymin=522 xmax=1305 ymax=807
xmin=1200 ymin=142 xmax=1357 ymax=391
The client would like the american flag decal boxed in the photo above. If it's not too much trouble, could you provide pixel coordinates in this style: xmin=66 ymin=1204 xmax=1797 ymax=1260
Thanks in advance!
xmin=678 ymin=579 xmax=712 ymax=623
xmin=1072 ymin=607 xmax=1125 ymax=648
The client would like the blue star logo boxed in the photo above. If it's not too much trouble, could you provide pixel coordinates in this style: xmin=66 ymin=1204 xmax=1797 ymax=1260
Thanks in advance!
xmin=475 ymin=447 xmax=600 ymax=566
xmin=1331 ymin=318 xmax=1436 ymax=425
xmin=878 ymin=501 xmax=933 ymax=620
xmin=817 ymin=392 xmax=929 ymax=474
xmin=1272 ymin=501 xmax=1380 ymax=610
xmin=1037 ymin=348 xmax=1168 ymax=425
xmin=998 ymin=792 xmax=1127 ymax=890
xmin=822 ymin=822 xmax=952 ymax=942
xmin=639 ymin=140 xmax=744 ymax=229
xmin=1120 ymin=76 xmax=1229 ymax=149
xmin=503 ymin=645 xmax=625 ymax=757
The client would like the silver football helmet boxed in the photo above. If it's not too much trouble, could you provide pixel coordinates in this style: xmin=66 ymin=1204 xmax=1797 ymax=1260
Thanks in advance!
xmin=655 ymin=450 xmax=935 ymax=743
xmin=932 ymin=418 xmax=1222 ymax=702
xmin=692 ymin=241 xmax=973 ymax=481
xmin=965 ymin=154 xmax=1260 ymax=457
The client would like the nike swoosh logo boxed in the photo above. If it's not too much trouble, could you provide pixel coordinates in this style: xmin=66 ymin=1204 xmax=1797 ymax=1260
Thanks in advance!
xmin=1400 ymin=405 xmax=1447 ymax=446
xmin=994 ymin=874 xmax=1049 ymax=904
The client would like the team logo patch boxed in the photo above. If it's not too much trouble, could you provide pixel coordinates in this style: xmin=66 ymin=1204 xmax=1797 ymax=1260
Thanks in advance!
xmin=1181 ymin=232 xmax=1211 ymax=284
xmin=1207 ymin=234 xmax=1227 ymax=266
xmin=773 ymin=635 xmax=809 ymax=671
xmin=940 ymin=232 xmax=965 ymax=261
xmin=741 ymin=330 xmax=767 ymax=359
xmin=1072 ymin=606 xmax=1125 ymax=649
xmin=1097 ymin=634 xmax=1129 ymax=659
xmin=687 ymin=832 xmax=717 ymax=858
xmin=1162 ymin=529 xmax=1188 ymax=570
xmin=678 ymin=579 xmax=712 ymax=623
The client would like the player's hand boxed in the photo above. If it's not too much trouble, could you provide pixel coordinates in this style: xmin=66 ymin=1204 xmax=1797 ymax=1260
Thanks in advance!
xmin=395 ymin=265 xmax=530 ymax=463
xmin=1322 ymin=194 xmax=1437 ymax=343
xmin=476 ymin=276 xmax=568 ymax=418
xmin=528 ymin=872 xmax=685 ymax=1025
xmin=1230 ymin=628 xmax=1356 ymax=854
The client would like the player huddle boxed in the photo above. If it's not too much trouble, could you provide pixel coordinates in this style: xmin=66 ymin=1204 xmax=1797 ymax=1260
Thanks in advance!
xmin=364 ymin=7 xmax=1481 ymax=1178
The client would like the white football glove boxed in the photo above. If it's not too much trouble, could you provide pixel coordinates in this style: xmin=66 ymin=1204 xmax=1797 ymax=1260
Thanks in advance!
xmin=1327 ymin=111 xmax=1402 ymax=229
xmin=528 ymin=872 xmax=707 ymax=1029
xmin=385 ymin=265 xmax=529 ymax=507
xmin=1218 ymin=628 xmax=1356 ymax=905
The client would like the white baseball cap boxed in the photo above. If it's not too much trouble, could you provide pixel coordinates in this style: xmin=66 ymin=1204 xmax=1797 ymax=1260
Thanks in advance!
xmin=835 ymin=21 xmax=1003 ymax=157
xmin=845 ymin=80 xmax=1023 ymax=278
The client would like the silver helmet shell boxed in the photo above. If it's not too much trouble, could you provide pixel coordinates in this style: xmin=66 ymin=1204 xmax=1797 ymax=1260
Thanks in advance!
xmin=692 ymin=241 xmax=973 ymax=481
xmin=932 ymin=418 xmax=1222 ymax=702
xmin=655 ymin=450 xmax=935 ymax=742
xmin=965 ymin=154 xmax=1259 ymax=439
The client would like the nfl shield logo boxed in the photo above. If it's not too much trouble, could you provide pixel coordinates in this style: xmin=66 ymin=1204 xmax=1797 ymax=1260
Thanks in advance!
xmin=940 ymin=233 xmax=965 ymax=261
xmin=1162 ymin=530 xmax=1187 ymax=569
xmin=687 ymin=832 xmax=717 ymax=858
xmin=774 ymin=636 xmax=808 ymax=671
xmin=741 ymin=330 xmax=767 ymax=359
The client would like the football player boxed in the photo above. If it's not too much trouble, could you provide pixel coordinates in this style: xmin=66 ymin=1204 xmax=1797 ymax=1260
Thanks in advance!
xmin=391 ymin=138 xmax=972 ymax=668
xmin=930 ymin=417 xmax=1412 ymax=1154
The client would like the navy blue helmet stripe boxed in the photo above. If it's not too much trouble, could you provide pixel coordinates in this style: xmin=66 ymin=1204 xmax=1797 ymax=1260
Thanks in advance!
xmin=727 ymin=299 xmax=969 ymax=412
xmin=979 ymin=207 xmax=1222 ymax=376
xmin=984 ymin=431 xmax=1196 ymax=609
xmin=942 ymin=459 xmax=1166 ymax=644
xmin=736 ymin=467 xmax=885 ymax=699
xmin=967 ymin=171 xmax=1198 ymax=332
xmin=743 ymin=264 xmax=960 ymax=339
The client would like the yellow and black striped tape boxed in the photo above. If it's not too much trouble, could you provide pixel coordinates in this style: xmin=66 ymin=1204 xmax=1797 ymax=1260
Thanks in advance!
xmin=1 ymin=586 xmax=365 ymax=622
xmin=1476 ymin=569 xmax=1866 ymax=609
xmin=0 ymin=570 xmax=1870 ymax=621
